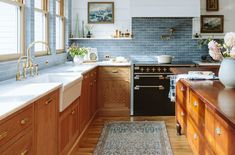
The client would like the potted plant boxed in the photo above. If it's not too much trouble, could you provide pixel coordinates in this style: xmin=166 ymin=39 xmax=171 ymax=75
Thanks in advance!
xmin=208 ymin=32 xmax=235 ymax=88
xmin=68 ymin=43 xmax=88 ymax=64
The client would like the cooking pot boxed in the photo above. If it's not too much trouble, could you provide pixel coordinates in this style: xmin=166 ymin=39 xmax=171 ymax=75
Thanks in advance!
xmin=156 ymin=55 xmax=174 ymax=64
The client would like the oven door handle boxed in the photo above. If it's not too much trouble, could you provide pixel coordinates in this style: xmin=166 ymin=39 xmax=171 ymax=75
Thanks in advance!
xmin=134 ymin=85 xmax=165 ymax=90
xmin=134 ymin=75 xmax=164 ymax=80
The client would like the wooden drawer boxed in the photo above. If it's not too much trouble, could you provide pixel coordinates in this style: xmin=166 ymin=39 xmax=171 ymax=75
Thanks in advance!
xmin=187 ymin=118 xmax=213 ymax=155
xmin=214 ymin=113 xmax=235 ymax=155
xmin=2 ymin=129 xmax=33 ymax=155
xmin=176 ymin=103 xmax=187 ymax=134
xmin=0 ymin=105 xmax=33 ymax=146
xmin=204 ymin=105 xmax=215 ymax=150
xmin=99 ymin=67 xmax=130 ymax=78
xmin=176 ymin=81 xmax=187 ymax=108
xmin=188 ymin=91 xmax=205 ymax=130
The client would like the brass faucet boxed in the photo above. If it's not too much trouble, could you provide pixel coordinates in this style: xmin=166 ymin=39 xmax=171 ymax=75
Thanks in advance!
xmin=16 ymin=41 xmax=51 ymax=81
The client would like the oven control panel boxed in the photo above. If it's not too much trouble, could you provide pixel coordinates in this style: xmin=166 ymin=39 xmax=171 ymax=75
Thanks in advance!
xmin=134 ymin=66 xmax=172 ymax=74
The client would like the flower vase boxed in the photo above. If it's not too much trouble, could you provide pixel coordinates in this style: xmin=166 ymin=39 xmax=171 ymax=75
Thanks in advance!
xmin=73 ymin=55 xmax=84 ymax=64
xmin=219 ymin=58 xmax=235 ymax=88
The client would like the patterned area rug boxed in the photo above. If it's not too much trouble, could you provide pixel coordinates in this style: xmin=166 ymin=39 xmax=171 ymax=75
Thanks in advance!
xmin=93 ymin=121 xmax=173 ymax=155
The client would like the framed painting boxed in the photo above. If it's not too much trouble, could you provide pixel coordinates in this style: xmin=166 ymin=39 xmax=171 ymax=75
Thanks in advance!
xmin=206 ymin=0 xmax=219 ymax=11
xmin=201 ymin=15 xmax=224 ymax=33
xmin=88 ymin=2 xmax=114 ymax=24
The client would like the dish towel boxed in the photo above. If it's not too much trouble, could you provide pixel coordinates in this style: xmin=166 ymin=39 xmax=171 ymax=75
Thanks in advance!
xmin=169 ymin=73 xmax=218 ymax=102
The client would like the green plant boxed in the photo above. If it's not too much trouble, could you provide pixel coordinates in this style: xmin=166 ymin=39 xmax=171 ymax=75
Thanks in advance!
xmin=68 ymin=43 xmax=88 ymax=58
xmin=197 ymin=38 xmax=223 ymax=49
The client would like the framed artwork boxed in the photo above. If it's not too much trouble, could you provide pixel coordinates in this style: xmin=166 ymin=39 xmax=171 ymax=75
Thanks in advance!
xmin=201 ymin=15 xmax=224 ymax=33
xmin=206 ymin=0 xmax=219 ymax=11
xmin=88 ymin=2 xmax=114 ymax=24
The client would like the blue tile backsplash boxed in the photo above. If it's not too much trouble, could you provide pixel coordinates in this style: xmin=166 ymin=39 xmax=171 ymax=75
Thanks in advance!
xmin=72 ymin=17 xmax=207 ymax=61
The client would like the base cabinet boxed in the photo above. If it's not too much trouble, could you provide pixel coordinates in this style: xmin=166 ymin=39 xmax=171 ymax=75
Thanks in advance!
xmin=35 ymin=90 xmax=59 ymax=155
xmin=59 ymin=98 xmax=79 ymax=155
xmin=176 ymin=80 xmax=235 ymax=155
xmin=98 ymin=67 xmax=130 ymax=116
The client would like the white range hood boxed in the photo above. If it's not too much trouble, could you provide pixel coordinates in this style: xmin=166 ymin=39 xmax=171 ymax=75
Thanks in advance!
xmin=130 ymin=0 xmax=200 ymax=17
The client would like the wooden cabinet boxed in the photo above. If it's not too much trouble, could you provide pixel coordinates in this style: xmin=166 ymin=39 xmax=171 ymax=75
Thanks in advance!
xmin=35 ymin=90 xmax=59 ymax=155
xmin=2 ymin=129 xmax=34 ymax=155
xmin=0 ymin=105 xmax=34 ymax=154
xmin=80 ymin=68 xmax=98 ymax=132
xmin=98 ymin=67 xmax=130 ymax=116
xmin=59 ymin=98 xmax=79 ymax=155
xmin=176 ymin=80 xmax=235 ymax=155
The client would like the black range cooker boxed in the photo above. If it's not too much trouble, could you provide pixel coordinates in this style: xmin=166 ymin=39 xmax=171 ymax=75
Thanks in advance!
xmin=131 ymin=61 xmax=195 ymax=116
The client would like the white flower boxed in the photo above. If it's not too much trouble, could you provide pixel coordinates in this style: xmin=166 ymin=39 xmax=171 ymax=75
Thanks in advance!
xmin=224 ymin=32 xmax=235 ymax=48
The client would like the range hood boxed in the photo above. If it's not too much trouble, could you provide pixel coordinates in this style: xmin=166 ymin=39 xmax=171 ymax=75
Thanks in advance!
xmin=130 ymin=0 xmax=200 ymax=17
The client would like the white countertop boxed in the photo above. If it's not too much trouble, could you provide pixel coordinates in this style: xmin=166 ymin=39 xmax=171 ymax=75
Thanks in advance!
xmin=0 ymin=61 xmax=131 ymax=121
xmin=193 ymin=61 xmax=221 ymax=66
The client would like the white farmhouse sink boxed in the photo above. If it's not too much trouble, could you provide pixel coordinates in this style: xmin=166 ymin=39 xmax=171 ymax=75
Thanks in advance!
xmin=29 ymin=73 xmax=83 ymax=112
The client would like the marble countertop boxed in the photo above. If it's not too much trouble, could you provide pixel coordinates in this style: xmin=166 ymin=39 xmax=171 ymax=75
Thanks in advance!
xmin=193 ymin=61 xmax=221 ymax=66
xmin=0 ymin=61 xmax=131 ymax=121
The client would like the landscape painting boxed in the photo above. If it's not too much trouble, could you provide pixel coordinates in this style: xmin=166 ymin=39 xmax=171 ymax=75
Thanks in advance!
xmin=201 ymin=15 xmax=224 ymax=33
xmin=88 ymin=2 xmax=114 ymax=24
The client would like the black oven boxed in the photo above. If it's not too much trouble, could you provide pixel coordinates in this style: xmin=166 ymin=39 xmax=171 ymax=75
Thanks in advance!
xmin=131 ymin=62 xmax=195 ymax=116
xmin=132 ymin=66 xmax=174 ymax=116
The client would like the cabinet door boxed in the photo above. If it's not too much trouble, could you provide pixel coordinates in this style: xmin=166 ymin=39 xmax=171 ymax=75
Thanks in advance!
xmin=214 ymin=113 xmax=235 ymax=155
xmin=80 ymin=73 xmax=90 ymax=131
xmin=35 ymin=90 xmax=58 ymax=155
xmin=98 ymin=78 xmax=130 ymax=109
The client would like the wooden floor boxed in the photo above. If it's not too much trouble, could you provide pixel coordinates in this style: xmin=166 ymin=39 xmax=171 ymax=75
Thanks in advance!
xmin=71 ymin=116 xmax=193 ymax=155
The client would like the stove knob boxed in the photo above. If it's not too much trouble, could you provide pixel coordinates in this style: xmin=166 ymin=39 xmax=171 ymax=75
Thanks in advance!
xmin=152 ymin=67 xmax=156 ymax=72
xmin=146 ymin=68 xmax=150 ymax=72
xmin=163 ymin=68 xmax=167 ymax=72
xmin=157 ymin=67 xmax=161 ymax=72
xmin=140 ymin=68 xmax=144 ymax=72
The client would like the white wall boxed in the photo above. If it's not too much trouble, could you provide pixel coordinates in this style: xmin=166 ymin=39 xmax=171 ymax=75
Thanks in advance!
xmin=130 ymin=0 xmax=200 ymax=17
xmin=72 ymin=0 xmax=131 ymax=38
xmin=193 ymin=0 xmax=235 ymax=38
xmin=72 ymin=0 xmax=235 ymax=39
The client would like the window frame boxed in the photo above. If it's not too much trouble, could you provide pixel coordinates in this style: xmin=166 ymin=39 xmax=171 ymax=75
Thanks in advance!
xmin=0 ymin=0 xmax=25 ymax=62
xmin=34 ymin=0 xmax=49 ymax=57
xmin=56 ymin=0 xmax=65 ymax=54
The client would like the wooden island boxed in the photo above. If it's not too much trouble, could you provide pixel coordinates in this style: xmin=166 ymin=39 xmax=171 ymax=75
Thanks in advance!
xmin=175 ymin=73 xmax=235 ymax=155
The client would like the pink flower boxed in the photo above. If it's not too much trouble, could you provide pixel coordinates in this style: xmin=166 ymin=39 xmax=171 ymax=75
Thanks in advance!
xmin=224 ymin=32 xmax=235 ymax=48
xmin=208 ymin=40 xmax=223 ymax=61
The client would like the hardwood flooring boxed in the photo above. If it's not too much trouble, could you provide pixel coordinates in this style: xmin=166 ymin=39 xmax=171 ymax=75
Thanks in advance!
xmin=71 ymin=116 xmax=193 ymax=155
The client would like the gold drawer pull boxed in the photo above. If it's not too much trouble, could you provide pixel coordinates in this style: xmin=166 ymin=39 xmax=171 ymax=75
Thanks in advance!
xmin=45 ymin=98 xmax=52 ymax=105
xmin=215 ymin=127 xmax=222 ymax=135
xmin=20 ymin=118 xmax=29 ymax=125
xmin=193 ymin=133 xmax=198 ymax=140
xmin=21 ymin=149 xmax=28 ymax=155
xmin=0 ymin=131 xmax=8 ymax=140
xmin=71 ymin=110 xmax=75 ymax=115
xmin=193 ymin=101 xmax=198 ymax=107
xmin=112 ymin=70 xmax=118 ymax=73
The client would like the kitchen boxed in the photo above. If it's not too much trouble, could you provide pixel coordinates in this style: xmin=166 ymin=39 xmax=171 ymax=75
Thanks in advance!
xmin=0 ymin=0 xmax=235 ymax=155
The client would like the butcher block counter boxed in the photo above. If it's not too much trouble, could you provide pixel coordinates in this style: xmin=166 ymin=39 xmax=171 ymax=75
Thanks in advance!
xmin=175 ymin=77 xmax=235 ymax=155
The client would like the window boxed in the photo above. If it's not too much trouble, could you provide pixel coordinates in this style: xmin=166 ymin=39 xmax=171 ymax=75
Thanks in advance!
xmin=56 ymin=0 xmax=65 ymax=53
xmin=0 ymin=0 xmax=24 ymax=61
xmin=34 ymin=0 xmax=48 ymax=56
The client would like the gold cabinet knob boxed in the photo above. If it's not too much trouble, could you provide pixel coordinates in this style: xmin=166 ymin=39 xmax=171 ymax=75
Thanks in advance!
xmin=193 ymin=101 xmax=198 ymax=107
xmin=21 ymin=149 xmax=29 ymax=155
xmin=20 ymin=118 xmax=28 ymax=125
xmin=45 ymin=98 xmax=52 ymax=105
xmin=180 ymin=112 xmax=185 ymax=117
xmin=181 ymin=87 xmax=185 ymax=92
xmin=71 ymin=110 xmax=75 ymax=115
